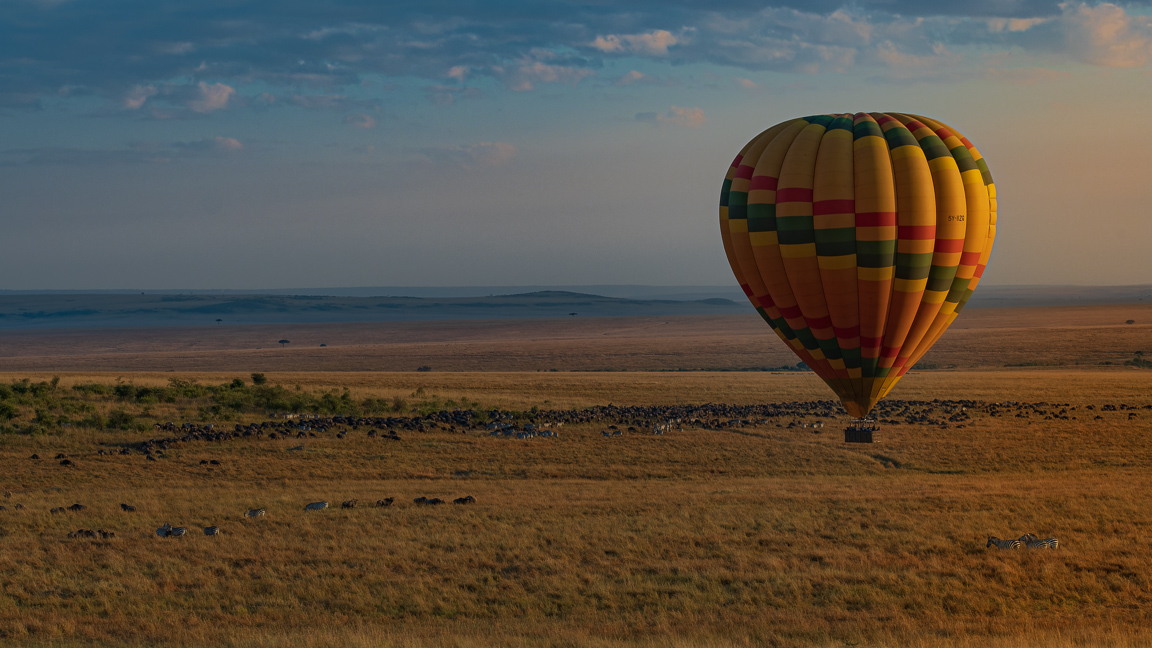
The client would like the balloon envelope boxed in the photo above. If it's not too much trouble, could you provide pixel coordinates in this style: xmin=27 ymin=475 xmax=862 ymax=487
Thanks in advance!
xmin=718 ymin=113 xmax=997 ymax=418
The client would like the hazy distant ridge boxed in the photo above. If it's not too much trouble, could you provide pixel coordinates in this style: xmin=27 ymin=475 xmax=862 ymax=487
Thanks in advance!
xmin=0 ymin=290 xmax=747 ymax=330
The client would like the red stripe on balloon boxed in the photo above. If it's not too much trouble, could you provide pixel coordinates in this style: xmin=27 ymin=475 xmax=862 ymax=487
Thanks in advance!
xmin=757 ymin=294 xmax=776 ymax=309
xmin=806 ymin=315 xmax=833 ymax=330
xmin=749 ymin=175 xmax=778 ymax=191
xmin=860 ymin=336 xmax=882 ymax=348
xmin=880 ymin=346 xmax=900 ymax=359
xmin=777 ymin=304 xmax=803 ymax=320
xmin=959 ymin=251 xmax=981 ymax=266
xmin=740 ymin=283 xmax=753 ymax=297
xmin=776 ymin=187 xmax=813 ymax=203
xmin=731 ymin=154 xmax=743 ymax=168
xmin=898 ymin=225 xmax=935 ymax=240
xmin=734 ymin=164 xmax=754 ymax=180
xmin=933 ymin=238 xmax=965 ymax=253
xmin=856 ymin=212 xmax=896 ymax=227
xmin=834 ymin=325 xmax=860 ymax=339
xmin=813 ymin=199 xmax=855 ymax=215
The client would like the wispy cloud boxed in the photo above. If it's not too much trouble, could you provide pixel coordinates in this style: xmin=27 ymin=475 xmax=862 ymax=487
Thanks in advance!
xmin=413 ymin=141 xmax=517 ymax=167
xmin=1 ymin=136 xmax=243 ymax=166
xmin=2 ymin=0 xmax=1150 ymax=112
xmin=341 ymin=113 xmax=376 ymax=129
xmin=635 ymin=105 xmax=706 ymax=128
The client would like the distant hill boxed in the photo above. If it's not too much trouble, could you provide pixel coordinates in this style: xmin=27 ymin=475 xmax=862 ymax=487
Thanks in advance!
xmin=1 ymin=284 xmax=1148 ymax=330
xmin=0 ymin=291 xmax=748 ymax=330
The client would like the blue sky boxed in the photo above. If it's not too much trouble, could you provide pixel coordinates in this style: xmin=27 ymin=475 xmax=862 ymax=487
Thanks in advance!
xmin=3 ymin=0 xmax=1152 ymax=289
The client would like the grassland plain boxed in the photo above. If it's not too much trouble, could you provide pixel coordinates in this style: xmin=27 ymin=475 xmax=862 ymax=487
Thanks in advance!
xmin=1 ymin=304 xmax=1151 ymax=647
xmin=0 ymin=368 xmax=1151 ymax=647
xmin=1 ymin=304 xmax=1150 ymax=373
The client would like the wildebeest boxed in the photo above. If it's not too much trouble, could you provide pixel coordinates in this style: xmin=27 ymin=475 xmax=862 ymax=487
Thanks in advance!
xmin=60 ymin=459 xmax=74 ymax=467
xmin=29 ymin=454 xmax=39 ymax=460
xmin=120 ymin=503 xmax=136 ymax=512
xmin=341 ymin=499 xmax=357 ymax=509
xmin=203 ymin=526 xmax=221 ymax=536
xmin=244 ymin=508 xmax=266 ymax=518
xmin=375 ymin=498 xmax=394 ymax=507
xmin=304 ymin=501 xmax=328 ymax=511
xmin=67 ymin=503 xmax=87 ymax=512
xmin=50 ymin=507 xmax=65 ymax=514
xmin=413 ymin=496 xmax=427 ymax=504
xmin=453 ymin=495 xmax=476 ymax=505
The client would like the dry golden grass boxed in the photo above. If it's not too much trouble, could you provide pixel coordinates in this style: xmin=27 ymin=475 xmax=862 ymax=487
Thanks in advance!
xmin=0 ymin=371 xmax=1151 ymax=646
xmin=2 ymin=304 xmax=1150 ymax=373
xmin=2 ymin=305 xmax=1152 ymax=646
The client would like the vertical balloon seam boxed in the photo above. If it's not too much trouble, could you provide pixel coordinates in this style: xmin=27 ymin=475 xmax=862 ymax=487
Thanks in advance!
xmin=725 ymin=121 xmax=829 ymax=374
xmin=879 ymin=113 xmax=967 ymax=390
xmin=811 ymin=113 xmax=863 ymax=406
xmin=849 ymin=111 xmax=897 ymax=415
xmin=748 ymin=118 xmax=842 ymax=382
xmin=896 ymin=114 xmax=991 ymax=373
xmin=871 ymin=112 xmax=933 ymax=395
xmin=775 ymin=115 xmax=855 ymax=399
xmin=720 ymin=125 xmax=815 ymax=362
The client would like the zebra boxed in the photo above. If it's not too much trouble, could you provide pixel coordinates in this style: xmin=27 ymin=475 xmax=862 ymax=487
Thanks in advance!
xmin=156 ymin=523 xmax=172 ymax=537
xmin=168 ymin=526 xmax=187 ymax=537
xmin=986 ymin=536 xmax=1022 ymax=549
xmin=1019 ymin=533 xmax=1059 ymax=549
xmin=244 ymin=508 xmax=266 ymax=518
xmin=304 ymin=501 xmax=328 ymax=511
xmin=203 ymin=526 xmax=221 ymax=536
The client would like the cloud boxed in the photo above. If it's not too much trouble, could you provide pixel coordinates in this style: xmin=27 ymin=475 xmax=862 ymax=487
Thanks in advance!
xmin=1 ymin=136 xmax=243 ymax=166
xmin=424 ymin=84 xmax=481 ymax=105
xmin=591 ymin=29 xmax=684 ymax=55
xmin=123 ymin=84 xmax=157 ymax=110
xmin=342 ymin=113 xmax=376 ymax=129
xmin=1062 ymin=2 xmax=1152 ymax=68
xmin=496 ymin=53 xmax=595 ymax=91
xmin=614 ymin=70 xmax=646 ymax=85
xmin=414 ymin=141 xmax=517 ymax=167
xmin=636 ymin=105 xmax=706 ymax=128
xmin=184 ymin=81 xmax=234 ymax=113
xmin=736 ymin=77 xmax=759 ymax=88
xmin=2 ymin=0 xmax=1148 ymax=112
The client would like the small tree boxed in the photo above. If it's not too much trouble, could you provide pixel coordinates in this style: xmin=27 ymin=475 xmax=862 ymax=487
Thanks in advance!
xmin=216 ymin=318 xmax=223 ymax=325
xmin=278 ymin=339 xmax=290 ymax=347
xmin=251 ymin=372 xmax=268 ymax=385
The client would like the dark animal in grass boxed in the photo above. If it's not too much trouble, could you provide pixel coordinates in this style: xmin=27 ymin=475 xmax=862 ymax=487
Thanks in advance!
xmin=342 ymin=499 xmax=357 ymax=509
xmin=376 ymin=498 xmax=394 ymax=507
xmin=120 ymin=503 xmax=136 ymax=512
xmin=60 ymin=459 xmax=74 ymax=467
xmin=67 ymin=503 xmax=87 ymax=512
xmin=453 ymin=496 xmax=476 ymax=505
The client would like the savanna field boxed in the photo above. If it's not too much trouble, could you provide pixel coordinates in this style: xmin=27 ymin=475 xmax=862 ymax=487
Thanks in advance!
xmin=2 ymin=310 xmax=1152 ymax=647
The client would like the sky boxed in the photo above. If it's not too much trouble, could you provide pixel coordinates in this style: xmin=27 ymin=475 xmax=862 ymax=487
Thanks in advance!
xmin=3 ymin=1 xmax=1152 ymax=290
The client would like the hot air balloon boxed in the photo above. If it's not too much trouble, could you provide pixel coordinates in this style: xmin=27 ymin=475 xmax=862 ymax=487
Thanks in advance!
xmin=718 ymin=112 xmax=997 ymax=420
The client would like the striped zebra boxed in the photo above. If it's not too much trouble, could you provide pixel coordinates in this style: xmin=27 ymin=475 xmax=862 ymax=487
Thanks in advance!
xmin=244 ymin=508 xmax=266 ymax=518
xmin=168 ymin=526 xmax=187 ymax=537
xmin=203 ymin=526 xmax=221 ymax=536
xmin=986 ymin=536 xmax=1022 ymax=549
xmin=1019 ymin=533 xmax=1059 ymax=549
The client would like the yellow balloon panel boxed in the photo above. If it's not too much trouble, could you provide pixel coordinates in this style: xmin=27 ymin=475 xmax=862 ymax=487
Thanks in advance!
xmin=718 ymin=113 xmax=997 ymax=418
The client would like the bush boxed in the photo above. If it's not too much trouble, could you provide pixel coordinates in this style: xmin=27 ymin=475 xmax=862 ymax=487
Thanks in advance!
xmin=251 ymin=372 xmax=268 ymax=385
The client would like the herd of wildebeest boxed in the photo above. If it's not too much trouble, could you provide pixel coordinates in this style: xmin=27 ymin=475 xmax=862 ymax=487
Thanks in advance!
xmin=4 ymin=397 xmax=1147 ymax=547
